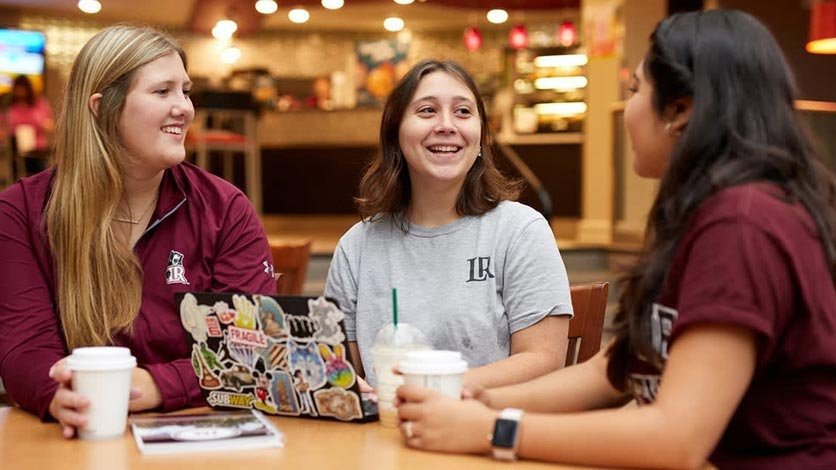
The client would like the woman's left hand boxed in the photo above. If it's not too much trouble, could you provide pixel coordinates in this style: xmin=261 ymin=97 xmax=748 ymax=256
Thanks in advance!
xmin=396 ymin=384 xmax=498 ymax=454
xmin=128 ymin=368 xmax=162 ymax=412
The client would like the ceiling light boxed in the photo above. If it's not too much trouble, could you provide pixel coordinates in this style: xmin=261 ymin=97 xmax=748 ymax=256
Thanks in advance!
xmin=394 ymin=0 xmax=415 ymax=4
xmin=212 ymin=19 xmax=238 ymax=40
xmin=384 ymin=17 xmax=405 ymax=32
xmin=288 ymin=8 xmax=310 ymax=23
xmin=77 ymin=0 xmax=102 ymax=14
xmin=220 ymin=46 xmax=242 ymax=64
xmin=486 ymin=9 xmax=508 ymax=24
xmin=321 ymin=0 xmax=344 ymax=10
xmin=255 ymin=0 xmax=278 ymax=15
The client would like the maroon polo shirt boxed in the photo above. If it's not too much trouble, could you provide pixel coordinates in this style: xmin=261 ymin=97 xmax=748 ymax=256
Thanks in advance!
xmin=0 ymin=162 xmax=276 ymax=419
xmin=625 ymin=183 xmax=836 ymax=468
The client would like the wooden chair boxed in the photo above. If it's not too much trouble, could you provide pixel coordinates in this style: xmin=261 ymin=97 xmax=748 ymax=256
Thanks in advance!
xmin=565 ymin=282 xmax=610 ymax=367
xmin=269 ymin=239 xmax=313 ymax=295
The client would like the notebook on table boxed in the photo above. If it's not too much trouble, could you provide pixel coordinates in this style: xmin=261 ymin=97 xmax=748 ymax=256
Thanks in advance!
xmin=176 ymin=293 xmax=377 ymax=423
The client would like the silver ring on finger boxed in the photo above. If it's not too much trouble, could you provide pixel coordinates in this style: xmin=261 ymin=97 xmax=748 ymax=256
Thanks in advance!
xmin=403 ymin=420 xmax=414 ymax=439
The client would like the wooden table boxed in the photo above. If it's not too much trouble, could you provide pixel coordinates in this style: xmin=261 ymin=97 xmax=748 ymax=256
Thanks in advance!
xmin=0 ymin=407 xmax=581 ymax=470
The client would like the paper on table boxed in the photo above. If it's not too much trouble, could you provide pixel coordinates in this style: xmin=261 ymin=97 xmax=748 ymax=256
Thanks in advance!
xmin=130 ymin=410 xmax=284 ymax=455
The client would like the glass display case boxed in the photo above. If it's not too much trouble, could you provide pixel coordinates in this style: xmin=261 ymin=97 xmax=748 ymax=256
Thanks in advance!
xmin=508 ymin=47 xmax=587 ymax=136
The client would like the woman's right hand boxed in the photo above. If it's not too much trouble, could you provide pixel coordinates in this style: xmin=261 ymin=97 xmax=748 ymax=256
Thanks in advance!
xmin=47 ymin=358 xmax=89 ymax=439
xmin=461 ymin=383 xmax=492 ymax=407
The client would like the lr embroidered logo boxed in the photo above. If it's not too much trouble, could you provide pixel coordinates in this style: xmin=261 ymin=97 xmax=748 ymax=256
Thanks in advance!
xmin=466 ymin=256 xmax=495 ymax=282
xmin=165 ymin=250 xmax=189 ymax=285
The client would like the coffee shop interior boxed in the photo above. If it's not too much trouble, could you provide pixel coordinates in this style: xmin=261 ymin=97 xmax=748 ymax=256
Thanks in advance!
xmin=0 ymin=0 xmax=833 ymax=303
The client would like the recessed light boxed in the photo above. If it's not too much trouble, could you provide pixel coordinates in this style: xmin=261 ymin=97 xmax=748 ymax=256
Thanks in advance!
xmin=255 ymin=0 xmax=278 ymax=15
xmin=384 ymin=17 xmax=405 ymax=32
xmin=487 ymin=9 xmax=509 ymax=24
xmin=77 ymin=0 xmax=102 ymax=14
xmin=288 ymin=8 xmax=310 ymax=23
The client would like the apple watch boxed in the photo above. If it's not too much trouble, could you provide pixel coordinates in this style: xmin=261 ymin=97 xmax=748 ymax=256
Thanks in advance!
xmin=490 ymin=407 xmax=523 ymax=461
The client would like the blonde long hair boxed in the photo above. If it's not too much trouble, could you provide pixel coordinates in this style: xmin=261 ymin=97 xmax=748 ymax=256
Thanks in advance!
xmin=45 ymin=25 xmax=186 ymax=350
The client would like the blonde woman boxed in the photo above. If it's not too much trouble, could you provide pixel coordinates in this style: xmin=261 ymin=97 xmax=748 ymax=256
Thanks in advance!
xmin=0 ymin=26 xmax=275 ymax=437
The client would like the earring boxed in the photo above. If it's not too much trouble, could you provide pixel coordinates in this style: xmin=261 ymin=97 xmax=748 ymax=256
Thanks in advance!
xmin=665 ymin=122 xmax=681 ymax=136
xmin=477 ymin=147 xmax=482 ymax=158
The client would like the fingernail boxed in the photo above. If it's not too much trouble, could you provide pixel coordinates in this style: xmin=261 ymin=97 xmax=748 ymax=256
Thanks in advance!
xmin=48 ymin=366 xmax=55 ymax=378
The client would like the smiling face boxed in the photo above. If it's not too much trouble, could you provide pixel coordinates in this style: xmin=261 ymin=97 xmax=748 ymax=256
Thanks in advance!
xmin=398 ymin=71 xmax=482 ymax=192
xmin=624 ymin=61 xmax=675 ymax=179
xmin=117 ymin=51 xmax=194 ymax=177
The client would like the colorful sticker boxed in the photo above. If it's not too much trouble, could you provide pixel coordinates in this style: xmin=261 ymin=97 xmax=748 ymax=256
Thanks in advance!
xmin=205 ymin=316 xmax=222 ymax=337
xmin=292 ymin=369 xmax=317 ymax=416
xmin=313 ymin=388 xmax=363 ymax=421
xmin=232 ymin=294 xmax=258 ymax=329
xmin=217 ymin=364 xmax=257 ymax=392
xmin=318 ymin=343 xmax=356 ymax=389
xmin=228 ymin=326 xmax=268 ymax=348
xmin=270 ymin=371 xmax=300 ymax=415
xmin=180 ymin=293 xmax=211 ymax=341
xmin=213 ymin=301 xmax=237 ymax=324
xmin=257 ymin=339 xmax=289 ymax=370
xmin=256 ymin=296 xmax=290 ymax=340
xmin=309 ymin=297 xmax=346 ymax=345
xmin=191 ymin=344 xmax=222 ymax=389
xmin=206 ymin=391 xmax=254 ymax=409
xmin=252 ymin=372 xmax=278 ymax=414
xmin=226 ymin=329 xmax=265 ymax=370
xmin=288 ymin=341 xmax=328 ymax=417
xmin=287 ymin=315 xmax=317 ymax=340
xmin=288 ymin=341 xmax=327 ymax=390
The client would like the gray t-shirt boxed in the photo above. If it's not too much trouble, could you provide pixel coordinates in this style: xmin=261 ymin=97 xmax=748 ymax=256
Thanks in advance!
xmin=324 ymin=201 xmax=573 ymax=386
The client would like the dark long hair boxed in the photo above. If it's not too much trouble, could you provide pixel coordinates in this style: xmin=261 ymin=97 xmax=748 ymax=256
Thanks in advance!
xmin=356 ymin=59 xmax=519 ymax=230
xmin=607 ymin=10 xmax=836 ymax=388
xmin=12 ymin=75 xmax=36 ymax=107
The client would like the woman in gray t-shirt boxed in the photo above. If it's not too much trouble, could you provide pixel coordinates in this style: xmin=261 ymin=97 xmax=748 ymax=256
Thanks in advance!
xmin=325 ymin=60 xmax=573 ymax=390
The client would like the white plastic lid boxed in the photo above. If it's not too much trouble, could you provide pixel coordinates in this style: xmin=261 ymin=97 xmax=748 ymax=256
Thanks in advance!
xmin=398 ymin=350 xmax=468 ymax=375
xmin=370 ymin=323 xmax=429 ymax=352
xmin=67 ymin=347 xmax=137 ymax=371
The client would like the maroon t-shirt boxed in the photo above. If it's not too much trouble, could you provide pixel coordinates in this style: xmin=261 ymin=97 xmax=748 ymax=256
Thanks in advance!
xmin=0 ymin=162 xmax=276 ymax=419
xmin=626 ymin=183 xmax=836 ymax=469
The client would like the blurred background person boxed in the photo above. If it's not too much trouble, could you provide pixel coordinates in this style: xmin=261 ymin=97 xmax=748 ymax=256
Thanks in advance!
xmin=6 ymin=74 xmax=54 ymax=175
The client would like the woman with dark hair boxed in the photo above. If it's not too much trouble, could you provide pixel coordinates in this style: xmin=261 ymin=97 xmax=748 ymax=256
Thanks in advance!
xmin=395 ymin=10 xmax=836 ymax=468
xmin=6 ymin=75 xmax=54 ymax=173
xmin=325 ymin=60 xmax=573 ymax=390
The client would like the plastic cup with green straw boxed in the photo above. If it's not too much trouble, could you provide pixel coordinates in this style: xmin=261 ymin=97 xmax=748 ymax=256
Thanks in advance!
xmin=392 ymin=287 xmax=398 ymax=332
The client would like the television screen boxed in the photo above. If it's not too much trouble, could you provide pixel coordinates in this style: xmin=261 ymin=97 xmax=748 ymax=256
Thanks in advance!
xmin=0 ymin=28 xmax=46 ymax=95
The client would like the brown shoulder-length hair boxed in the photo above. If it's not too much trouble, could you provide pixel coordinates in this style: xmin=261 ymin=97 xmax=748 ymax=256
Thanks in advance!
xmin=356 ymin=59 xmax=520 ymax=230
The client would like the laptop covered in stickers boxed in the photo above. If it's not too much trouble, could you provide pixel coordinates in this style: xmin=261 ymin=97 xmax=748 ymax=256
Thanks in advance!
xmin=176 ymin=293 xmax=378 ymax=423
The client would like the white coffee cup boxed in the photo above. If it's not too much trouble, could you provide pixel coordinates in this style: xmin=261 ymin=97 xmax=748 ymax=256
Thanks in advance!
xmin=67 ymin=347 xmax=136 ymax=440
xmin=399 ymin=350 xmax=468 ymax=399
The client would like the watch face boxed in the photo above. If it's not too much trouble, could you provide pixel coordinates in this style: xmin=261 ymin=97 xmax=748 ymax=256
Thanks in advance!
xmin=491 ymin=418 xmax=518 ymax=448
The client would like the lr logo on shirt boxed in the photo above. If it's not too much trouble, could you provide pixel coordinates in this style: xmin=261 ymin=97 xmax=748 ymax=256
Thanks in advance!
xmin=165 ymin=250 xmax=189 ymax=285
xmin=466 ymin=256 xmax=495 ymax=282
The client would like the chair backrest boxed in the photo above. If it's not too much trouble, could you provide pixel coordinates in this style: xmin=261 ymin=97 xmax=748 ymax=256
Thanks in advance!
xmin=565 ymin=282 xmax=610 ymax=367
xmin=269 ymin=239 xmax=313 ymax=295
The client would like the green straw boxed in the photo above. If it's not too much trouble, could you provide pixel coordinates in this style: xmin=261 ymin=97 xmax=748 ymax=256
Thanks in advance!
xmin=392 ymin=287 xmax=398 ymax=328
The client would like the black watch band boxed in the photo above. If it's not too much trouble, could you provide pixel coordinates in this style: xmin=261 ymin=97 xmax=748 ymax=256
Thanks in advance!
xmin=491 ymin=408 xmax=523 ymax=461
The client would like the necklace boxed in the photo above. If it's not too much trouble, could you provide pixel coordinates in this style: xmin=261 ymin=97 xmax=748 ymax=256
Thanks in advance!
xmin=113 ymin=193 xmax=158 ymax=225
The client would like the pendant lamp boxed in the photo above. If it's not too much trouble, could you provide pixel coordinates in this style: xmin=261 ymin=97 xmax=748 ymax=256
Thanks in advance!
xmin=807 ymin=0 xmax=836 ymax=54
